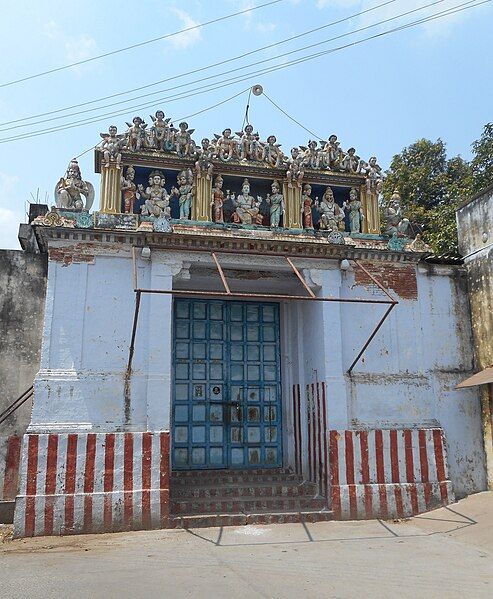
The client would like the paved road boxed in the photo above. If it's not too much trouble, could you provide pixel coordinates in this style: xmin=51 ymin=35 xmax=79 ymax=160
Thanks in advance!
xmin=1 ymin=492 xmax=492 ymax=598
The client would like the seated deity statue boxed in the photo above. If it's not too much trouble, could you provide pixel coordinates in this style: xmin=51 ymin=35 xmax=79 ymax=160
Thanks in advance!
xmin=286 ymin=147 xmax=304 ymax=188
xmin=384 ymin=190 xmax=410 ymax=237
xmin=300 ymin=140 xmax=321 ymax=170
xmin=214 ymin=128 xmax=238 ymax=162
xmin=100 ymin=125 xmax=124 ymax=168
xmin=149 ymin=110 xmax=174 ymax=151
xmin=321 ymin=135 xmax=342 ymax=170
xmin=175 ymin=122 xmax=196 ymax=157
xmin=339 ymin=147 xmax=361 ymax=173
xmin=316 ymin=187 xmax=344 ymax=231
xmin=236 ymin=124 xmax=261 ymax=161
xmin=267 ymin=180 xmax=284 ymax=228
xmin=139 ymin=170 xmax=170 ymax=218
xmin=54 ymin=159 xmax=95 ymax=211
xmin=171 ymin=169 xmax=194 ymax=220
xmin=124 ymin=116 xmax=147 ymax=151
xmin=262 ymin=135 xmax=284 ymax=167
xmin=362 ymin=156 xmax=383 ymax=194
xmin=230 ymin=178 xmax=263 ymax=225
xmin=195 ymin=138 xmax=214 ymax=180
xmin=121 ymin=166 xmax=138 ymax=214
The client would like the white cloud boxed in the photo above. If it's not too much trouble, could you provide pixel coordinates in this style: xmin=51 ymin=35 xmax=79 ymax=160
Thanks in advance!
xmin=65 ymin=35 xmax=99 ymax=76
xmin=43 ymin=20 xmax=60 ymax=40
xmin=0 ymin=207 xmax=23 ymax=250
xmin=0 ymin=172 xmax=23 ymax=250
xmin=168 ymin=8 xmax=203 ymax=49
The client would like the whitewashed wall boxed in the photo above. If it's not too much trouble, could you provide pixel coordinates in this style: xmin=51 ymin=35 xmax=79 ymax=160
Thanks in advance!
xmin=29 ymin=243 xmax=486 ymax=497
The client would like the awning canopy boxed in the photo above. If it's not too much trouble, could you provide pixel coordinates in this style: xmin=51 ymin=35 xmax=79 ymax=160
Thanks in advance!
xmin=457 ymin=367 xmax=493 ymax=388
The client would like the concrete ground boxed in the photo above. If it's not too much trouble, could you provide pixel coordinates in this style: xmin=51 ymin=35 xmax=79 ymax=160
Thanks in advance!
xmin=1 ymin=492 xmax=492 ymax=599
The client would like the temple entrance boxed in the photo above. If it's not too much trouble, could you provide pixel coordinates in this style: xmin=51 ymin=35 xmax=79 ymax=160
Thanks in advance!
xmin=172 ymin=299 xmax=282 ymax=470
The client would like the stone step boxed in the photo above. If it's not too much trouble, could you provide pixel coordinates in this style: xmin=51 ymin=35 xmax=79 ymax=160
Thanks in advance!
xmin=170 ymin=510 xmax=334 ymax=529
xmin=171 ymin=482 xmax=317 ymax=500
xmin=171 ymin=496 xmax=328 ymax=515
xmin=172 ymin=468 xmax=293 ymax=479
xmin=171 ymin=473 xmax=301 ymax=486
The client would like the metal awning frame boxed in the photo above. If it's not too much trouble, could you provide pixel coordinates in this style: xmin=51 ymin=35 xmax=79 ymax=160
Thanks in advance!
xmin=126 ymin=246 xmax=398 ymax=378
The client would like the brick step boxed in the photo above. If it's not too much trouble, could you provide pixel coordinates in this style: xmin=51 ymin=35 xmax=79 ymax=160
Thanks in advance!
xmin=171 ymin=483 xmax=317 ymax=500
xmin=172 ymin=468 xmax=293 ymax=479
xmin=170 ymin=510 xmax=334 ymax=529
xmin=171 ymin=496 xmax=328 ymax=515
xmin=171 ymin=473 xmax=301 ymax=486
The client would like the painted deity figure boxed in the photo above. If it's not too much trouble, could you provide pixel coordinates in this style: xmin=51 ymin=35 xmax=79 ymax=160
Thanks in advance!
xmin=340 ymin=147 xmax=361 ymax=173
xmin=175 ymin=122 xmax=195 ymax=157
xmin=211 ymin=175 xmax=225 ymax=223
xmin=230 ymin=178 xmax=263 ymax=225
xmin=267 ymin=180 xmax=284 ymax=228
xmin=121 ymin=165 xmax=138 ymax=214
xmin=301 ymin=140 xmax=321 ymax=170
xmin=195 ymin=138 xmax=214 ymax=180
xmin=286 ymin=147 xmax=304 ymax=188
xmin=54 ymin=159 xmax=95 ymax=211
xmin=321 ymin=135 xmax=342 ymax=170
xmin=125 ymin=116 xmax=147 ymax=151
xmin=363 ymin=156 xmax=383 ymax=194
xmin=100 ymin=125 xmax=124 ymax=168
xmin=214 ymin=128 xmax=237 ymax=162
xmin=345 ymin=187 xmax=362 ymax=233
xmin=139 ymin=170 xmax=170 ymax=218
xmin=236 ymin=124 xmax=261 ymax=161
xmin=171 ymin=169 xmax=194 ymax=220
xmin=149 ymin=110 xmax=174 ymax=151
xmin=301 ymin=184 xmax=314 ymax=229
xmin=262 ymin=135 xmax=284 ymax=167
xmin=384 ymin=190 xmax=410 ymax=237
xmin=316 ymin=187 xmax=344 ymax=231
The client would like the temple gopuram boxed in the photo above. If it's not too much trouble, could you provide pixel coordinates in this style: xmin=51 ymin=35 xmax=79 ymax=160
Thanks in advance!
xmin=10 ymin=101 xmax=486 ymax=537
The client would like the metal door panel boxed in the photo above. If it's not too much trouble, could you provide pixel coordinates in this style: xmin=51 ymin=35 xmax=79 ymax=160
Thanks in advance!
xmin=172 ymin=299 xmax=282 ymax=470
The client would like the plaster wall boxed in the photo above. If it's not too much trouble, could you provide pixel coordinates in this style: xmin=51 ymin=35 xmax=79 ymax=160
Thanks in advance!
xmin=28 ymin=244 xmax=486 ymax=498
xmin=456 ymin=187 xmax=493 ymax=489
xmin=339 ymin=262 xmax=485 ymax=498
xmin=31 ymin=244 xmax=173 ymax=433
xmin=0 ymin=250 xmax=47 ymax=501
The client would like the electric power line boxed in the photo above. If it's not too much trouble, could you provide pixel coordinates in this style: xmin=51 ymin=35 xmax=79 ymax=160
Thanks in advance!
xmin=73 ymin=87 xmax=252 ymax=160
xmin=0 ymin=0 xmax=401 ymax=127
xmin=0 ymin=0 xmax=488 ymax=145
xmin=0 ymin=0 xmax=285 ymax=89
xmin=0 ymin=0 xmax=453 ymax=132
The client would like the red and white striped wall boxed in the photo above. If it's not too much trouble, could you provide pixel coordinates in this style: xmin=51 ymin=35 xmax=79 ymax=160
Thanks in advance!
xmin=13 ymin=432 xmax=170 ymax=537
xmin=1 ymin=435 xmax=22 ymax=501
xmin=291 ymin=384 xmax=454 ymax=520
xmin=329 ymin=429 xmax=454 ymax=519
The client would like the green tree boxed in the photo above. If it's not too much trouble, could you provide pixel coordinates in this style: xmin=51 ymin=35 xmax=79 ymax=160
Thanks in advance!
xmin=471 ymin=122 xmax=493 ymax=194
xmin=382 ymin=139 xmax=473 ymax=255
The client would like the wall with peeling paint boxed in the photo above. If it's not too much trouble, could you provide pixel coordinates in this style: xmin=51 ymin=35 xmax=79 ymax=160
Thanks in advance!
xmin=27 ymin=242 xmax=486 ymax=500
xmin=0 ymin=250 xmax=47 ymax=502
xmin=456 ymin=186 xmax=493 ymax=489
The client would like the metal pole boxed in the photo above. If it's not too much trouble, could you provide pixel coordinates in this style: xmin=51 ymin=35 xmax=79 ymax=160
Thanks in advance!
xmin=347 ymin=303 xmax=396 ymax=374
xmin=286 ymin=257 xmax=315 ymax=298
xmin=211 ymin=252 xmax=231 ymax=294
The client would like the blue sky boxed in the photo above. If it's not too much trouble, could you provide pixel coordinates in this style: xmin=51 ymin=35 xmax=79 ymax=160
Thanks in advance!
xmin=0 ymin=0 xmax=491 ymax=248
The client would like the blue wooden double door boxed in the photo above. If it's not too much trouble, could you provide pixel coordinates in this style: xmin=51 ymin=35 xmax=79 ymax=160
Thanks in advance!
xmin=172 ymin=299 xmax=282 ymax=470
